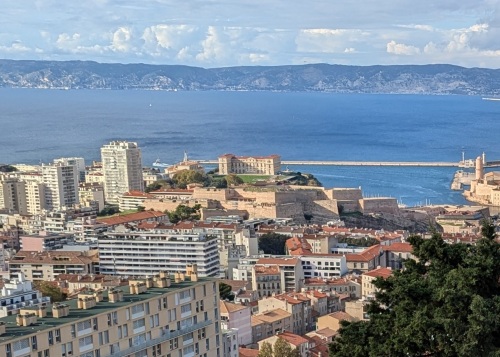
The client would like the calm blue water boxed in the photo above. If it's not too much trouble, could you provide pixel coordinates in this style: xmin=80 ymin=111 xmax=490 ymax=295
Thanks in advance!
xmin=1 ymin=89 xmax=500 ymax=206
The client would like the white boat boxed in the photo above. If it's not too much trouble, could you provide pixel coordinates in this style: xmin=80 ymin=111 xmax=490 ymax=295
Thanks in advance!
xmin=482 ymin=97 xmax=500 ymax=101
xmin=152 ymin=158 xmax=169 ymax=168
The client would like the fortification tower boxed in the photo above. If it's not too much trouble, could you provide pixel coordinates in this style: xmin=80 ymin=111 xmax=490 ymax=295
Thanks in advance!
xmin=475 ymin=156 xmax=484 ymax=181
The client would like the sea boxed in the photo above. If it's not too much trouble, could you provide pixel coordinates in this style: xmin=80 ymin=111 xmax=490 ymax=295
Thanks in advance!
xmin=1 ymin=88 xmax=500 ymax=207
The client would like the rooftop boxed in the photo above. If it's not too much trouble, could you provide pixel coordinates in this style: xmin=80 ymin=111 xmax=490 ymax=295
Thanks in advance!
xmin=0 ymin=277 xmax=214 ymax=344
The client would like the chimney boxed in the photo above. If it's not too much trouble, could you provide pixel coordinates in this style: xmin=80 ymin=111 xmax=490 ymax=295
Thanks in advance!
xmin=78 ymin=296 xmax=97 ymax=310
xmin=186 ymin=264 xmax=198 ymax=282
xmin=108 ymin=288 xmax=124 ymax=303
xmin=145 ymin=277 xmax=154 ymax=288
xmin=16 ymin=313 xmax=37 ymax=326
xmin=52 ymin=303 xmax=70 ymax=318
xmin=129 ymin=280 xmax=147 ymax=295
xmin=174 ymin=272 xmax=182 ymax=283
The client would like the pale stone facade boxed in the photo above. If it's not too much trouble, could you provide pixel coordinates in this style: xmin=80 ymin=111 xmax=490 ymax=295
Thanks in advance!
xmin=218 ymin=154 xmax=281 ymax=175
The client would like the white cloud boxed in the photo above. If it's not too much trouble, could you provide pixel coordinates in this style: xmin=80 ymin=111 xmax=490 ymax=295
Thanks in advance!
xmin=0 ymin=41 xmax=31 ymax=53
xmin=142 ymin=24 xmax=198 ymax=51
xmin=296 ymin=28 xmax=370 ymax=53
xmin=112 ymin=27 xmax=133 ymax=52
xmin=196 ymin=26 xmax=226 ymax=63
xmin=386 ymin=40 xmax=421 ymax=55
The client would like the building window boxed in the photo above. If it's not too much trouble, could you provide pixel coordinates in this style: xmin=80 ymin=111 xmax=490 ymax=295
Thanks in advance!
xmin=48 ymin=331 xmax=54 ymax=345
xmin=31 ymin=336 xmax=38 ymax=350
xmin=98 ymin=331 xmax=109 ymax=345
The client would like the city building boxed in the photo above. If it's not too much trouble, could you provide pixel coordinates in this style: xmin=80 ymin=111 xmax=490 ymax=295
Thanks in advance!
xmin=99 ymin=230 xmax=219 ymax=277
xmin=0 ymin=176 xmax=27 ymax=214
xmin=119 ymin=190 xmax=153 ymax=211
xmin=300 ymin=254 xmax=348 ymax=279
xmin=258 ymin=293 xmax=313 ymax=335
xmin=218 ymin=154 xmax=281 ymax=175
xmin=0 ymin=273 xmax=50 ymax=317
xmin=251 ymin=308 xmax=292 ymax=343
xmin=20 ymin=231 xmax=73 ymax=251
xmin=220 ymin=301 xmax=252 ymax=346
xmin=222 ymin=328 xmax=239 ymax=357
xmin=101 ymin=141 xmax=144 ymax=204
xmin=362 ymin=267 xmax=393 ymax=300
xmin=79 ymin=182 xmax=105 ymax=212
xmin=8 ymin=250 xmax=95 ymax=281
xmin=0 ymin=271 xmax=223 ymax=357
xmin=316 ymin=311 xmax=357 ymax=333
xmin=53 ymin=157 xmax=86 ymax=182
xmin=253 ymin=257 xmax=304 ymax=293
xmin=42 ymin=162 xmax=79 ymax=211
xmin=96 ymin=210 xmax=168 ymax=229
xmin=258 ymin=331 xmax=310 ymax=357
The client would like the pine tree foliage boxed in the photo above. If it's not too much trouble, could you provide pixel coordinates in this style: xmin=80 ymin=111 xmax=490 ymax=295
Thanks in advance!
xmin=330 ymin=220 xmax=500 ymax=357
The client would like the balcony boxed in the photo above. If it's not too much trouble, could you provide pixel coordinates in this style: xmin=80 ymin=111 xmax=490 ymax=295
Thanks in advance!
xmin=105 ymin=319 xmax=212 ymax=357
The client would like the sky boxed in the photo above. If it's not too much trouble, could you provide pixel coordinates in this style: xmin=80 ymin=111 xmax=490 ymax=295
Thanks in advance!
xmin=1 ymin=0 xmax=500 ymax=68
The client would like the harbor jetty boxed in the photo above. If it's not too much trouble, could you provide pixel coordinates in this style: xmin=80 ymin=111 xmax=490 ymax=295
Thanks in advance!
xmin=198 ymin=160 xmax=500 ymax=168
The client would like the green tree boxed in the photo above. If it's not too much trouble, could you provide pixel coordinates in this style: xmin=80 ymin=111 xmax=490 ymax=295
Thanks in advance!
xmin=273 ymin=337 xmax=294 ymax=356
xmin=98 ymin=205 xmax=119 ymax=217
xmin=219 ymin=282 xmax=234 ymax=301
xmin=167 ymin=204 xmax=201 ymax=223
xmin=225 ymin=174 xmax=244 ymax=186
xmin=330 ymin=220 xmax=500 ymax=357
xmin=258 ymin=342 xmax=273 ymax=357
xmin=258 ymin=233 xmax=289 ymax=255
xmin=0 ymin=164 xmax=17 ymax=172
xmin=172 ymin=170 xmax=205 ymax=188
xmin=34 ymin=281 xmax=66 ymax=303
xmin=145 ymin=179 xmax=173 ymax=193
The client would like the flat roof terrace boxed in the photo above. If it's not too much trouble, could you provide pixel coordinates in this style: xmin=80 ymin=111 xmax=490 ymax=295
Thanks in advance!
xmin=0 ymin=277 xmax=214 ymax=344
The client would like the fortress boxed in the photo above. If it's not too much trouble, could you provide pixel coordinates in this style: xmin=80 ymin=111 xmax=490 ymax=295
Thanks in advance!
xmin=143 ymin=184 xmax=399 ymax=223
xmin=464 ymin=155 xmax=500 ymax=206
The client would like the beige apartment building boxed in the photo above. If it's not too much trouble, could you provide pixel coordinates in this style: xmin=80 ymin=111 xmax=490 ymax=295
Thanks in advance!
xmin=0 ymin=269 xmax=223 ymax=357
xmin=218 ymin=154 xmax=281 ymax=175
xmin=8 ymin=251 xmax=95 ymax=281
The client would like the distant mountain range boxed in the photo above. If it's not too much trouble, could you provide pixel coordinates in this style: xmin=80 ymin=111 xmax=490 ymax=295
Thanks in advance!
xmin=1 ymin=59 xmax=499 ymax=95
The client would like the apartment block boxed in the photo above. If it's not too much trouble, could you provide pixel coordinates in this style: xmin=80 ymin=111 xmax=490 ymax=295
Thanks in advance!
xmin=42 ymin=163 xmax=79 ymax=211
xmin=0 ymin=271 xmax=223 ymax=357
xmin=0 ymin=273 xmax=50 ymax=317
xmin=218 ymin=154 xmax=281 ymax=175
xmin=101 ymin=141 xmax=144 ymax=204
xmin=53 ymin=157 xmax=86 ymax=182
xmin=251 ymin=308 xmax=292 ymax=344
xmin=20 ymin=231 xmax=73 ymax=251
xmin=8 ymin=251 xmax=95 ymax=281
xmin=99 ymin=230 xmax=219 ymax=277
xmin=0 ymin=176 xmax=27 ymax=214
xmin=257 ymin=293 xmax=313 ymax=335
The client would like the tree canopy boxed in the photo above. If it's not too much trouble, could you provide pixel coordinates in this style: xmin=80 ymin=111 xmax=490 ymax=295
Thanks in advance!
xmin=257 ymin=338 xmax=300 ymax=357
xmin=34 ymin=281 xmax=66 ymax=303
xmin=330 ymin=220 xmax=500 ymax=357
xmin=258 ymin=233 xmax=289 ymax=255
xmin=219 ymin=282 xmax=234 ymax=301
xmin=172 ymin=170 xmax=206 ymax=188
xmin=166 ymin=204 xmax=201 ymax=224
xmin=225 ymin=174 xmax=244 ymax=186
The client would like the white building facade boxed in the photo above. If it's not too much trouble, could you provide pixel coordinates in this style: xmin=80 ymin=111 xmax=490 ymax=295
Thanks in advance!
xmin=42 ymin=163 xmax=79 ymax=211
xmin=101 ymin=141 xmax=144 ymax=204
xmin=99 ymin=230 xmax=220 ymax=277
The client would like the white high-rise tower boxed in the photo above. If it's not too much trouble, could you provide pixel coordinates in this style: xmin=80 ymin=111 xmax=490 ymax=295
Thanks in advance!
xmin=42 ymin=162 xmax=79 ymax=211
xmin=101 ymin=141 xmax=144 ymax=204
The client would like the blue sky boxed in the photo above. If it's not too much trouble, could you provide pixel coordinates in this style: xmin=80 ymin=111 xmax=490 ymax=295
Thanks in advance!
xmin=1 ymin=0 xmax=499 ymax=68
